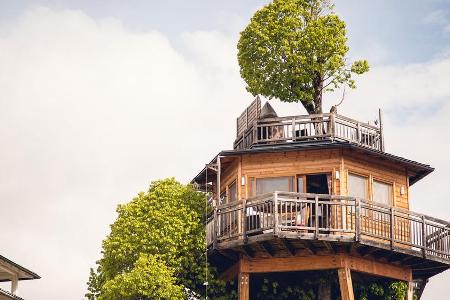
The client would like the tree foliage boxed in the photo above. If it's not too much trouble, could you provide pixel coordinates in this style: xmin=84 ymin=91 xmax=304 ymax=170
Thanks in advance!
xmin=237 ymin=0 xmax=369 ymax=114
xmin=86 ymin=178 xmax=216 ymax=300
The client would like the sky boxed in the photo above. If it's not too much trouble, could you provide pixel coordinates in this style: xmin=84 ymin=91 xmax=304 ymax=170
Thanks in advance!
xmin=0 ymin=0 xmax=449 ymax=299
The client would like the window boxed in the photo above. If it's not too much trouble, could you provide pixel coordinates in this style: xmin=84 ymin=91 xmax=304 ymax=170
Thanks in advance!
xmin=348 ymin=173 xmax=368 ymax=199
xmin=255 ymin=176 xmax=293 ymax=195
xmin=373 ymin=180 xmax=393 ymax=206
xmin=228 ymin=181 xmax=237 ymax=202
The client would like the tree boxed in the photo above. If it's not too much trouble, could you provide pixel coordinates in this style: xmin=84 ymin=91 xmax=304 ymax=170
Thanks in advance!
xmin=237 ymin=0 xmax=369 ymax=115
xmin=86 ymin=178 xmax=219 ymax=300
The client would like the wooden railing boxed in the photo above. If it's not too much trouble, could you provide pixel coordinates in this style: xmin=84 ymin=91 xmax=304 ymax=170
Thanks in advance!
xmin=233 ymin=113 xmax=384 ymax=152
xmin=206 ymin=192 xmax=450 ymax=263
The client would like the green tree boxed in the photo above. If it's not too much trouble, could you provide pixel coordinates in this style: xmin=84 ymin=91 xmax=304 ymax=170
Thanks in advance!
xmin=86 ymin=178 xmax=220 ymax=300
xmin=237 ymin=0 xmax=369 ymax=114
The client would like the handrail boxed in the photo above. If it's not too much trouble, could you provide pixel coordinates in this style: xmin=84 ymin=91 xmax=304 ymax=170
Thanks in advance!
xmin=206 ymin=192 xmax=450 ymax=263
xmin=233 ymin=113 xmax=383 ymax=151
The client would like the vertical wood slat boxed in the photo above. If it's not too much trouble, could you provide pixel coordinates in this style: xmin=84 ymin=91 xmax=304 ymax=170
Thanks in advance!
xmin=422 ymin=215 xmax=427 ymax=258
xmin=355 ymin=198 xmax=361 ymax=241
xmin=242 ymin=199 xmax=247 ymax=243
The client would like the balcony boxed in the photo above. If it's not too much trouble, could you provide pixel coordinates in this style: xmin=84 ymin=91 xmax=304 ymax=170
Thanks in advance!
xmin=233 ymin=113 xmax=384 ymax=152
xmin=207 ymin=192 xmax=450 ymax=277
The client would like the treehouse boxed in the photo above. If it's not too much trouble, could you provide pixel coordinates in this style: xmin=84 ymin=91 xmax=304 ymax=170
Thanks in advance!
xmin=192 ymin=98 xmax=450 ymax=300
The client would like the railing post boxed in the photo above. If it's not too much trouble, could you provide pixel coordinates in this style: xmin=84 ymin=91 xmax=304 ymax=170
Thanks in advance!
xmin=355 ymin=197 xmax=360 ymax=242
xmin=422 ymin=215 xmax=427 ymax=258
xmin=379 ymin=108 xmax=385 ymax=152
xmin=390 ymin=207 xmax=395 ymax=250
xmin=356 ymin=122 xmax=361 ymax=145
xmin=273 ymin=192 xmax=279 ymax=237
xmin=315 ymin=195 xmax=319 ymax=239
xmin=292 ymin=117 xmax=296 ymax=140
xmin=213 ymin=207 xmax=218 ymax=250
xmin=242 ymin=199 xmax=247 ymax=243
xmin=330 ymin=113 xmax=336 ymax=140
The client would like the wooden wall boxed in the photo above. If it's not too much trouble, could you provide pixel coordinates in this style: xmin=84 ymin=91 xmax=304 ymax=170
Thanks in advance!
xmin=218 ymin=148 xmax=410 ymax=210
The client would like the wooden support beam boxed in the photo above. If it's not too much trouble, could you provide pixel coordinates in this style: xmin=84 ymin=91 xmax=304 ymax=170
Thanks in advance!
xmin=239 ymin=254 xmax=412 ymax=282
xmin=238 ymin=272 xmax=249 ymax=300
xmin=338 ymin=268 xmax=354 ymax=300
xmin=218 ymin=249 xmax=239 ymax=261
xmin=260 ymin=241 xmax=275 ymax=257
xmin=282 ymin=239 xmax=296 ymax=256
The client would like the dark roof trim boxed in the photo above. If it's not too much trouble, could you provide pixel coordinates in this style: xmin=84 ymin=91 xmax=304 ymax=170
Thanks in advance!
xmin=0 ymin=255 xmax=40 ymax=280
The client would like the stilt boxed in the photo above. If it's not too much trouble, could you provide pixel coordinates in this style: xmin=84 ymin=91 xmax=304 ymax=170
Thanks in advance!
xmin=338 ymin=267 xmax=354 ymax=300
xmin=406 ymin=281 xmax=414 ymax=300
xmin=238 ymin=272 xmax=249 ymax=300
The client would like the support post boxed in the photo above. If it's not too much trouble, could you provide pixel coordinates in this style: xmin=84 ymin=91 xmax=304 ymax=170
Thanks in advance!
xmin=242 ymin=199 xmax=247 ymax=243
xmin=273 ymin=192 xmax=279 ymax=236
xmin=390 ymin=207 xmax=395 ymax=250
xmin=11 ymin=274 xmax=18 ymax=294
xmin=355 ymin=197 xmax=360 ymax=241
xmin=406 ymin=281 xmax=414 ymax=300
xmin=315 ymin=195 xmax=319 ymax=238
xmin=238 ymin=272 xmax=249 ymax=300
xmin=338 ymin=268 xmax=354 ymax=300
xmin=379 ymin=108 xmax=385 ymax=152
xmin=422 ymin=215 xmax=427 ymax=258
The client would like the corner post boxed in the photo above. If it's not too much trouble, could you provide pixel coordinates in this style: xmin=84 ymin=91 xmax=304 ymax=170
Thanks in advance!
xmin=422 ymin=215 xmax=427 ymax=258
xmin=356 ymin=122 xmax=361 ymax=145
xmin=338 ymin=268 xmax=354 ymax=300
xmin=390 ymin=207 xmax=395 ymax=250
xmin=242 ymin=198 xmax=247 ymax=243
xmin=330 ymin=113 xmax=336 ymax=139
xmin=315 ymin=194 xmax=319 ymax=238
xmin=379 ymin=108 xmax=385 ymax=152
xmin=355 ymin=197 xmax=360 ymax=241
xmin=273 ymin=192 xmax=279 ymax=236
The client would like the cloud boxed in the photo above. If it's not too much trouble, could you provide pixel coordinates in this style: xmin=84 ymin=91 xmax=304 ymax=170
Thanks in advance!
xmin=0 ymin=6 xmax=449 ymax=300
xmin=423 ymin=9 xmax=450 ymax=34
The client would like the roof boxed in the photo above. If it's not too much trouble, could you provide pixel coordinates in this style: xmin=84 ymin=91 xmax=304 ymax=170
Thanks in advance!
xmin=0 ymin=255 xmax=40 ymax=282
xmin=0 ymin=288 xmax=24 ymax=300
xmin=192 ymin=139 xmax=434 ymax=186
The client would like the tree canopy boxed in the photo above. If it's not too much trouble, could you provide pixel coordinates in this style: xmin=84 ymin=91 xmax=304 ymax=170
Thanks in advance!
xmin=237 ymin=0 xmax=369 ymax=114
xmin=86 ymin=178 xmax=212 ymax=300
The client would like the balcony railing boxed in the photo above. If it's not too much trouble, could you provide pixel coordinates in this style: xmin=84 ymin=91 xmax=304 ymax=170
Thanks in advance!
xmin=207 ymin=192 xmax=450 ymax=263
xmin=233 ymin=113 xmax=384 ymax=152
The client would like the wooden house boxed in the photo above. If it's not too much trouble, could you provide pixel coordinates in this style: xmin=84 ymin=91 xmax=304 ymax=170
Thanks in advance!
xmin=193 ymin=98 xmax=450 ymax=299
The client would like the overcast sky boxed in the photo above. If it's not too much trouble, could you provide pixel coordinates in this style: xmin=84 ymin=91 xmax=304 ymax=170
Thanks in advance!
xmin=0 ymin=1 xmax=449 ymax=299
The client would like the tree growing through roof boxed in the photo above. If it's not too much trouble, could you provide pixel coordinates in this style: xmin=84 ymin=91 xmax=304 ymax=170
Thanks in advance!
xmin=85 ymin=178 xmax=226 ymax=300
xmin=237 ymin=0 xmax=369 ymax=115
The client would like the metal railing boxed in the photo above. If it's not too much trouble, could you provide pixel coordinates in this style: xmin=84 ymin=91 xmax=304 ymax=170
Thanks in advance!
xmin=233 ymin=113 xmax=383 ymax=152
xmin=206 ymin=192 xmax=450 ymax=263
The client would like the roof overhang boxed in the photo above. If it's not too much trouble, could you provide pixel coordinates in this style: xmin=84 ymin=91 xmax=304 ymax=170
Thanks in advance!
xmin=0 ymin=255 xmax=40 ymax=282
xmin=192 ymin=140 xmax=434 ymax=186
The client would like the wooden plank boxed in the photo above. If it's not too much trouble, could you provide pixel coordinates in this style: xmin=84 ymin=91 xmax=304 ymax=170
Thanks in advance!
xmin=338 ymin=267 xmax=355 ymax=300
xmin=238 ymin=272 xmax=250 ymax=300
xmin=219 ymin=261 xmax=240 ymax=281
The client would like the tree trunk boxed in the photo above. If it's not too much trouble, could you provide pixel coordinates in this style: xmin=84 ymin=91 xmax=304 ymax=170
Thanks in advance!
xmin=318 ymin=279 xmax=331 ymax=300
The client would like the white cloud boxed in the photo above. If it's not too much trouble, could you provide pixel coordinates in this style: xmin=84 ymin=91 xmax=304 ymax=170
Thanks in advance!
xmin=0 ymin=6 xmax=449 ymax=300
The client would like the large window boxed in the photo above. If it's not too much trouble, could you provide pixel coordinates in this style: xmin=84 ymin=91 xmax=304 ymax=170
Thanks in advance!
xmin=348 ymin=173 xmax=368 ymax=199
xmin=373 ymin=180 xmax=393 ymax=206
xmin=255 ymin=176 xmax=294 ymax=195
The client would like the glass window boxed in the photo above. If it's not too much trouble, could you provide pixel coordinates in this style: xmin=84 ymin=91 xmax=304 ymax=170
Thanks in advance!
xmin=348 ymin=173 xmax=368 ymax=199
xmin=373 ymin=180 xmax=393 ymax=206
xmin=228 ymin=181 xmax=237 ymax=202
xmin=297 ymin=177 xmax=304 ymax=193
xmin=219 ymin=191 xmax=226 ymax=205
xmin=256 ymin=176 xmax=293 ymax=195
